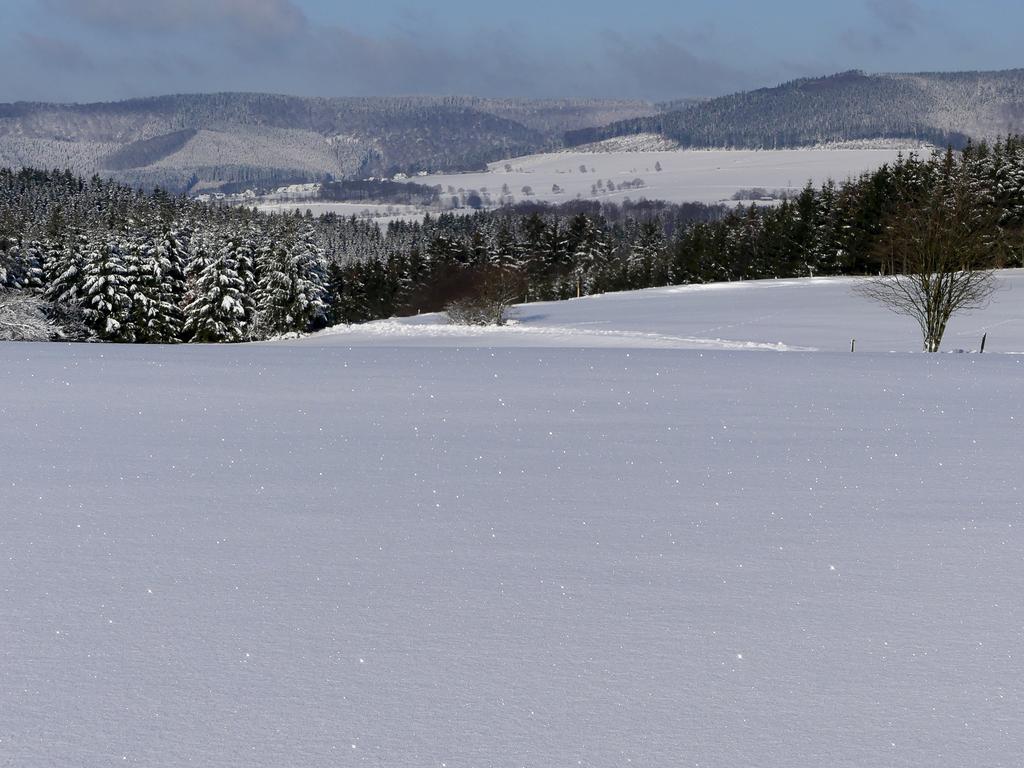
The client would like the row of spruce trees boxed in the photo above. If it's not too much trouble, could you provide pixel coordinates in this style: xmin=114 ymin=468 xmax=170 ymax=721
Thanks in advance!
xmin=2 ymin=137 xmax=1023 ymax=342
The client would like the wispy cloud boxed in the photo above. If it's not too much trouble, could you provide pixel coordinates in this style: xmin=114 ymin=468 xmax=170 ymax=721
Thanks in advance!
xmin=840 ymin=0 xmax=940 ymax=62
xmin=600 ymin=31 xmax=760 ymax=98
xmin=9 ymin=0 xmax=781 ymax=102
xmin=20 ymin=33 xmax=95 ymax=71
xmin=865 ymin=0 xmax=926 ymax=35
xmin=45 ymin=0 xmax=308 ymax=46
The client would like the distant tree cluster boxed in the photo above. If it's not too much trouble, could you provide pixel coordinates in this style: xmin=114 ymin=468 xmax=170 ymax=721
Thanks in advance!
xmin=319 ymin=179 xmax=439 ymax=206
xmin=1 ymin=138 xmax=1022 ymax=341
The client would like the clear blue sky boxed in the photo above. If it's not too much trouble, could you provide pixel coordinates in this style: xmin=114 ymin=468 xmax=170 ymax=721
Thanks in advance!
xmin=2 ymin=0 xmax=1021 ymax=103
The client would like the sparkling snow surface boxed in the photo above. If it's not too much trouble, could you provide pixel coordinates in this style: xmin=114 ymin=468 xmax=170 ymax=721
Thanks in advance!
xmin=3 ymin=274 xmax=1024 ymax=767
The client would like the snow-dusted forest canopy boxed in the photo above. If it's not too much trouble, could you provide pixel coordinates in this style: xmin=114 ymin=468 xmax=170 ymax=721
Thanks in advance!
xmin=568 ymin=70 xmax=1024 ymax=149
xmin=2 ymin=135 xmax=1024 ymax=342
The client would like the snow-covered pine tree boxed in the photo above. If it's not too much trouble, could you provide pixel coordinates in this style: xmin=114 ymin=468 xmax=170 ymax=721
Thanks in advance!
xmin=255 ymin=224 xmax=326 ymax=338
xmin=488 ymin=222 xmax=520 ymax=270
xmin=81 ymin=237 xmax=134 ymax=341
xmin=540 ymin=219 xmax=568 ymax=274
xmin=44 ymin=230 xmax=87 ymax=306
xmin=322 ymin=260 xmax=347 ymax=327
xmin=628 ymin=220 xmax=665 ymax=288
xmin=182 ymin=231 xmax=253 ymax=343
xmin=337 ymin=262 xmax=371 ymax=323
xmin=21 ymin=241 xmax=46 ymax=293
xmin=121 ymin=226 xmax=149 ymax=340
xmin=42 ymin=229 xmax=91 ymax=339
xmin=468 ymin=227 xmax=490 ymax=267
xmin=518 ymin=212 xmax=548 ymax=281
xmin=387 ymin=250 xmax=414 ymax=311
xmin=810 ymin=180 xmax=847 ymax=276
xmin=0 ymin=236 xmax=16 ymax=289
xmin=138 ymin=225 xmax=187 ymax=343
xmin=235 ymin=228 xmax=259 ymax=335
xmin=569 ymin=215 xmax=609 ymax=296
xmin=0 ymin=236 xmax=43 ymax=291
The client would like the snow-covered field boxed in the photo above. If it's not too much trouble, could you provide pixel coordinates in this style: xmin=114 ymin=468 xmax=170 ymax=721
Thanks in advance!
xmin=250 ymin=147 xmax=928 ymax=222
xmin=3 ymin=273 xmax=1024 ymax=767
xmin=318 ymin=271 xmax=1024 ymax=353
xmin=417 ymin=147 xmax=923 ymax=206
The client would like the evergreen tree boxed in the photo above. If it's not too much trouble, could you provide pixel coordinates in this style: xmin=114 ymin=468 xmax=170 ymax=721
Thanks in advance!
xmin=21 ymin=241 xmax=46 ymax=293
xmin=0 ymin=236 xmax=43 ymax=291
xmin=183 ymin=232 xmax=252 ymax=343
xmin=628 ymin=220 xmax=665 ymax=288
xmin=488 ymin=222 xmax=520 ymax=270
xmin=44 ymin=230 xmax=88 ymax=307
xmin=337 ymin=262 xmax=371 ymax=323
xmin=255 ymin=226 xmax=327 ymax=337
xmin=81 ymin=238 xmax=134 ymax=341
xmin=569 ymin=215 xmax=609 ymax=296
xmin=139 ymin=226 xmax=187 ymax=343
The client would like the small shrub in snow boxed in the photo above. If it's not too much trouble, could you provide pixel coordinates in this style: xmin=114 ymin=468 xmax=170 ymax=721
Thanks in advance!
xmin=445 ymin=267 xmax=524 ymax=326
xmin=446 ymin=295 xmax=507 ymax=326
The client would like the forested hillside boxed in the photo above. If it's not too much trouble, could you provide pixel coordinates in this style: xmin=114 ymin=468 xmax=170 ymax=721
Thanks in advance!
xmin=567 ymin=70 xmax=1024 ymax=149
xmin=0 ymin=94 xmax=657 ymax=194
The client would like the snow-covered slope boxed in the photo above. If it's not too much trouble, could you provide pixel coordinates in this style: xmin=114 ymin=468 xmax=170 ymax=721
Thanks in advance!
xmin=3 ymin=273 xmax=1024 ymax=767
xmin=415 ymin=147 xmax=920 ymax=206
xmin=314 ymin=270 xmax=1024 ymax=353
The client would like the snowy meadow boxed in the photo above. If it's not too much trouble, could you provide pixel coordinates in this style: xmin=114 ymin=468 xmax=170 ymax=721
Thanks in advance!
xmin=415 ymin=147 xmax=918 ymax=207
xmin=246 ymin=147 xmax=920 ymax=223
xmin=3 ymin=274 xmax=1023 ymax=766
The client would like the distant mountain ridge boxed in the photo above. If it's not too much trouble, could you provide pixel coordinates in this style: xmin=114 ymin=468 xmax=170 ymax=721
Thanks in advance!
xmin=566 ymin=70 xmax=1024 ymax=149
xmin=7 ymin=70 xmax=1024 ymax=196
xmin=0 ymin=93 xmax=658 ymax=194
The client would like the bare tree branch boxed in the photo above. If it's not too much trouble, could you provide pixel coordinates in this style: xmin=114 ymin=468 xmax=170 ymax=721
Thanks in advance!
xmin=0 ymin=291 xmax=59 ymax=341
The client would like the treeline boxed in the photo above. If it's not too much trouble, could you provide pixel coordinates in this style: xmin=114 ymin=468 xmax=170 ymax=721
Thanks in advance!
xmin=319 ymin=179 xmax=439 ymax=206
xmin=2 ymin=137 xmax=1023 ymax=341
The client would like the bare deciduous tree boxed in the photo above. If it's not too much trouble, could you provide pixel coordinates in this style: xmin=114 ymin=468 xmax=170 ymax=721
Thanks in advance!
xmin=855 ymin=153 xmax=1004 ymax=352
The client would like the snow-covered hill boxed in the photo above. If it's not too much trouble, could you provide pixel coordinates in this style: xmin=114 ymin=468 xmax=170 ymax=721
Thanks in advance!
xmin=314 ymin=270 xmax=1024 ymax=353
xmin=3 ymin=273 xmax=1023 ymax=767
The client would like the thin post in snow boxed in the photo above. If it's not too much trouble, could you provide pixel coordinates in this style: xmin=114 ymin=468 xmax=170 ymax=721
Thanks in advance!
xmin=851 ymin=339 xmax=856 ymax=353
xmin=980 ymin=333 xmax=987 ymax=354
